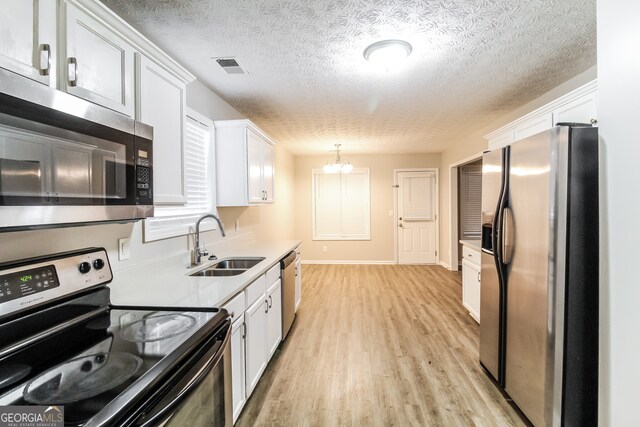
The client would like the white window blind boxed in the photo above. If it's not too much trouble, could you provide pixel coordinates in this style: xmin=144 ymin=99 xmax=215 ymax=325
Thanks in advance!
xmin=459 ymin=164 xmax=482 ymax=239
xmin=144 ymin=109 xmax=216 ymax=241
xmin=313 ymin=168 xmax=370 ymax=240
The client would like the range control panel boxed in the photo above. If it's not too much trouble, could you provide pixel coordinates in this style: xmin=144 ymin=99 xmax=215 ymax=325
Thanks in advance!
xmin=0 ymin=265 xmax=60 ymax=304
xmin=0 ymin=248 xmax=112 ymax=318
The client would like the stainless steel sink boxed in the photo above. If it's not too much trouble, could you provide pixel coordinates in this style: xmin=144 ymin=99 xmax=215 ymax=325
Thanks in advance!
xmin=190 ymin=269 xmax=246 ymax=277
xmin=189 ymin=257 xmax=265 ymax=277
xmin=214 ymin=258 xmax=264 ymax=269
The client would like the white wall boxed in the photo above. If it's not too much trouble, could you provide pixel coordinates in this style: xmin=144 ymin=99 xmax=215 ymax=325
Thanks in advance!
xmin=294 ymin=153 xmax=440 ymax=262
xmin=0 ymin=81 xmax=295 ymax=273
xmin=597 ymin=1 xmax=640 ymax=424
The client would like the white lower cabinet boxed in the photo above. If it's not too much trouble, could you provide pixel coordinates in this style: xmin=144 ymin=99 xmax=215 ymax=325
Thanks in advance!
xmin=230 ymin=315 xmax=246 ymax=424
xmin=462 ymin=259 xmax=481 ymax=323
xmin=224 ymin=262 xmax=287 ymax=423
xmin=266 ymin=279 xmax=282 ymax=358
xmin=244 ymin=294 xmax=267 ymax=398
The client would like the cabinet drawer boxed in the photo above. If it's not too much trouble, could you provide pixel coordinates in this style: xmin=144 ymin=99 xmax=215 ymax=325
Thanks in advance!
xmin=265 ymin=263 xmax=280 ymax=285
xmin=245 ymin=274 xmax=266 ymax=307
xmin=223 ymin=291 xmax=246 ymax=321
xmin=462 ymin=246 xmax=481 ymax=266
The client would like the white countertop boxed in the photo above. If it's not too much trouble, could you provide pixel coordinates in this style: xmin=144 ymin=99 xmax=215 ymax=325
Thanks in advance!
xmin=109 ymin=240 xmax=301 ymax=308
xmin=459 ymin=239 xmax=481 ymax=252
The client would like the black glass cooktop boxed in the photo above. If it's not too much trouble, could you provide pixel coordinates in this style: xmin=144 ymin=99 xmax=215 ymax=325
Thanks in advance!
xmin=0 ymin=305 xmax=223 ymax=426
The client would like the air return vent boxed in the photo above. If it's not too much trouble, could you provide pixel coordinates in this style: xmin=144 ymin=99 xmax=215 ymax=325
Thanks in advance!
xmin=215 ymin=58 xmax=246 ymax=74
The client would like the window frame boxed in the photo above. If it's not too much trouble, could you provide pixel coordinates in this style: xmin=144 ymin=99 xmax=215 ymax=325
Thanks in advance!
xmin=143 ymin=108 xmax=218 ymax=242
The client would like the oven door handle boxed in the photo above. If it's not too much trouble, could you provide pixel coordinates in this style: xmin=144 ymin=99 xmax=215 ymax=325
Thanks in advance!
xmin=135 ymin=323 xmax=231 ymax=426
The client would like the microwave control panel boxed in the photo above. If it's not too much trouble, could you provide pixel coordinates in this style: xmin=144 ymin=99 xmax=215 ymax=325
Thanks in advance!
xmin=135 ymin=145 xmax=153 ymax=203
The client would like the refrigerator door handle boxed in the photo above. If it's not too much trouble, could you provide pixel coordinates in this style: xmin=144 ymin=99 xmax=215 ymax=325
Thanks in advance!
xmin=502 ymin=207 xmax=514 ymax=264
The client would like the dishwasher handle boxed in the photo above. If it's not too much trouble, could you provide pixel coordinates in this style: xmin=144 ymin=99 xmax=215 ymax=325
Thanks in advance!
xmin=280 ymin=251 xmax=297 ymax=269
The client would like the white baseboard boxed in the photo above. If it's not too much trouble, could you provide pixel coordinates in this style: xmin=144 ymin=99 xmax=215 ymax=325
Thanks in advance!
xmin=439 ymin=261 xmax=452 ymax=270
xmin=302 ymin=260 xmax=396 ymax=265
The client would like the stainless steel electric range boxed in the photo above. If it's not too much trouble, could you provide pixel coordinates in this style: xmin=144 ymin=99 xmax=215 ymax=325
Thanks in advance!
xmin=0 ymin=247 xmax=232 ymax=426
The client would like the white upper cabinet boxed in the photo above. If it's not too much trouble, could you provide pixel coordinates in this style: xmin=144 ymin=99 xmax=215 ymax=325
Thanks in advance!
xmin=136 ymin=54 xmax=187 ymax=204
xmin=552 ymin=90 xmax=598 ymax=126
xmin=486 ymin=80 xmax=598 ymax=150
xmin=215 ymin=120 xmax=276 ymax=206
xmin=513 ymin=113 xmax=553 ymax=142
xmin=62 ymin=1 xmax=135 ymax=116
xmin=0 ymin=0 xmax=56 ymax=86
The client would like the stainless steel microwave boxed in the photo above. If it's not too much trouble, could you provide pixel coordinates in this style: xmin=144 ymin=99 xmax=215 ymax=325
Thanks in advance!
xmin=0 ymin=68 xmax=153 ymax=231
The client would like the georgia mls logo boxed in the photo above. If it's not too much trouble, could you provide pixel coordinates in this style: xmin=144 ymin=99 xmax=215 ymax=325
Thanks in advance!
xmin=0 ymin=405 xmax=64 ymax=427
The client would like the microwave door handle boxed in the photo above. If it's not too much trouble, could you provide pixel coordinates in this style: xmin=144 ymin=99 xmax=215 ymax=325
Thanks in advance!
xmin=135 ymin=326 xmax=231 ymax=427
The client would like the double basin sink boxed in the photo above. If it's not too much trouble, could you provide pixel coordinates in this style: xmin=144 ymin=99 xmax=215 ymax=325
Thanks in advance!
xmin=190 ymin=257 xmax=265 ymax=277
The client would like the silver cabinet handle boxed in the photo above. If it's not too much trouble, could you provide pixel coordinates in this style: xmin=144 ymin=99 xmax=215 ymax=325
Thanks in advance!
xmin=265 ymin=299 xmax=269 ymax=313
xmin=39 ymin=44 xmax=51 ymax=76
xmin=268 ymin=295 xmax=272 ymax=308
xmin=68 ymin=57 xmax=78 ymax=86
xmin=242 ymin=322 xmax=246 ymax=339
xmin=477 ymin=272 xmax=481 ymax=282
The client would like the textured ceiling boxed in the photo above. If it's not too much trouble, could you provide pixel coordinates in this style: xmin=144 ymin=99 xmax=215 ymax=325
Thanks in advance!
xmin=100 ymin=0 xmax=596 ymax=155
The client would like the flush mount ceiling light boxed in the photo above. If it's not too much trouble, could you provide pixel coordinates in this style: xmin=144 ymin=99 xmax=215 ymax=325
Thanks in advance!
xmin=363 ymin=39 xmax=412 ymax=68
xmin=323 ymin=144 xmax=353 ymax=174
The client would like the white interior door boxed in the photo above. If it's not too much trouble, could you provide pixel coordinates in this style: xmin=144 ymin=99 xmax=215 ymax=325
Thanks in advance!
xmin=397 ymin=171 xmax=437 ymax=264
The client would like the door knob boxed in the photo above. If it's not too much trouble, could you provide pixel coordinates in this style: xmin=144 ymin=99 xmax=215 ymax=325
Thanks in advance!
xmin=398 ymin=223 xmax=403 ymax=228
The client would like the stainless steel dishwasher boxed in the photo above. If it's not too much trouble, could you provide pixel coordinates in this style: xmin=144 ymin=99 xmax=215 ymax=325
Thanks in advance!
xmin=280 ymin=251 xmax=297 ymax=340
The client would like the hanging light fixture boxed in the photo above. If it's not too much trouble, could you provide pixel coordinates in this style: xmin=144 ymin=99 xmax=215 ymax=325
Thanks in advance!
xmin=323 ymin=144 xmax=353 ymax=174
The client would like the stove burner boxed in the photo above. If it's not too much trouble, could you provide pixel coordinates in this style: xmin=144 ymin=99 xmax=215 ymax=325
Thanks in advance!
xmin=23 ymin=352 xmax=142 ymax=405
xmin=120 ymin=314 xmax=197 ymax=343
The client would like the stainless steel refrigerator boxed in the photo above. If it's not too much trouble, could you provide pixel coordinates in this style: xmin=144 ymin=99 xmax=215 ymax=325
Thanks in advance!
xmin=479 ymin=124 xmax=598 ymax=426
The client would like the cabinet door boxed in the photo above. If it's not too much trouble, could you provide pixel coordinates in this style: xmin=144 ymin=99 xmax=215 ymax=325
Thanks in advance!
xmin=137 ymin=54 xmax=186 ymax=204
xmin=63 ymin=1 xmax=135 ymax=116
xmin=295 ymin=258 xmax=302 ymax=312
xmin=514 ymin=113 xmax=553 ymax=142
xmin=262 ymin=141 xmax=275 ymax=202
xmin=553 ymin=91 xmax=598 ymax=126
xmin=0 ymin=0 xmax=56 ymax=85
xmin=488 ymin=131 xmax=514 ymax=150
xmin=230 ymin=315 xmax=246 ymax=423
xmin=266 ymin=279 xmax=282 ymax=359
xmin=245 ymin=294 xmax=267 ymax=398
xmin=247 ymin=130 xmax=264 ymax=203
xmin=462 ymin=260 xmax=481 ymax=322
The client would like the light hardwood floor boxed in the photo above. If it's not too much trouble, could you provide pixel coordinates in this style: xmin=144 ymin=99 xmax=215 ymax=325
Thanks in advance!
xmin=237 ymin=264 xmax=526 ymax=427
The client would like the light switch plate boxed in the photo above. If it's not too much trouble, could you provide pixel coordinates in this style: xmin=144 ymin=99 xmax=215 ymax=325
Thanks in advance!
xmin=118 ymin=238 xmax=130 ymax=260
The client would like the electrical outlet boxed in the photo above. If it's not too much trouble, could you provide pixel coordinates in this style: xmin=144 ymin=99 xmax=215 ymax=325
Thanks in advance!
xmin=118 ymin=238 xmax=130 ymax=260
xmin=322 ymin=245 xmax=327 ymax=253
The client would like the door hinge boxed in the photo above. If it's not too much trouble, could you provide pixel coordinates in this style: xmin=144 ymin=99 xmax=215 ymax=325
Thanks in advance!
xmin=392 ymin=185 xmax=399 ymax=188
xmin=435 ymin=250 xmax=438 ymax=256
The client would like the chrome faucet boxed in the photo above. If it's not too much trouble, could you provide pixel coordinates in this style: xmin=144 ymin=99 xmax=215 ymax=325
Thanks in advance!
xmin=191 ymin=214 xmax=226 ymax=266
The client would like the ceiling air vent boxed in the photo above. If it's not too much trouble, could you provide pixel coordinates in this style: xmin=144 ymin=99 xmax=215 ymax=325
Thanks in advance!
xmin=215 ymin=58 xmax=246 ymax=74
